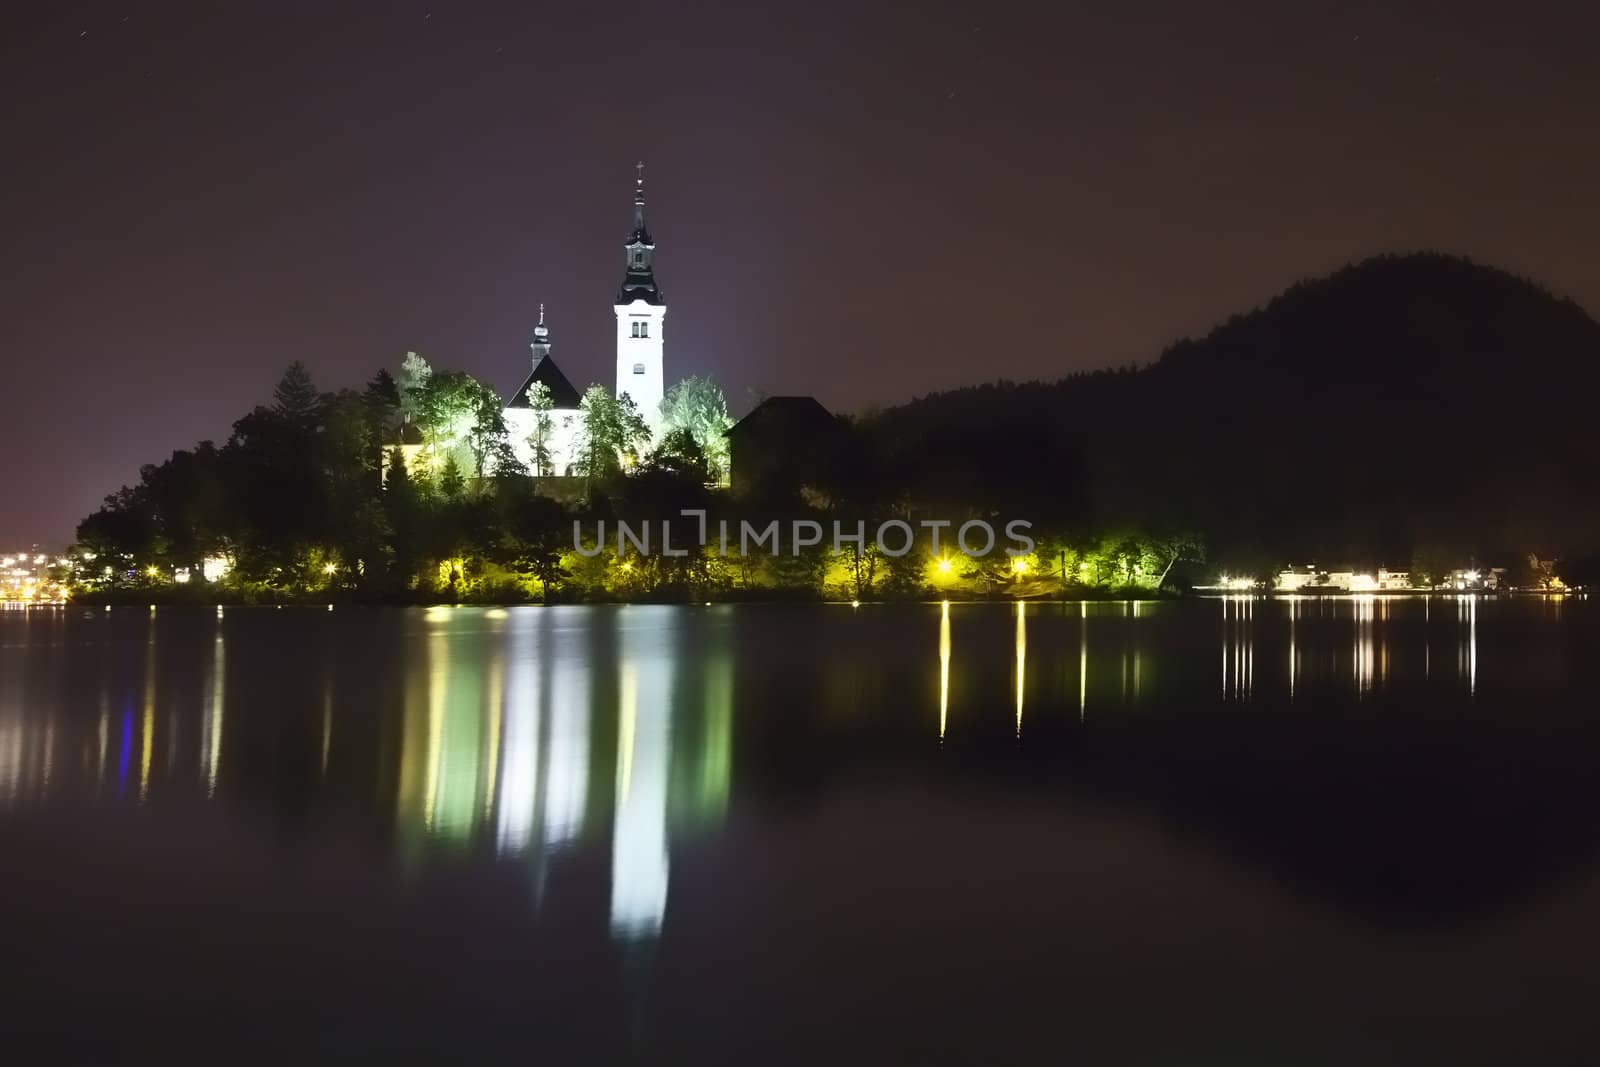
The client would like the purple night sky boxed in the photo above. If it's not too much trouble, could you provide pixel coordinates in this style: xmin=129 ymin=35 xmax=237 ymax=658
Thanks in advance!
xmin=4 ymin=1 xmax=1600 ymax=544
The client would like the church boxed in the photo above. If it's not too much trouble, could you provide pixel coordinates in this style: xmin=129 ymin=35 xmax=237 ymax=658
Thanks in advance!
xmin=501 ymin=166 xmax=669 ymax=475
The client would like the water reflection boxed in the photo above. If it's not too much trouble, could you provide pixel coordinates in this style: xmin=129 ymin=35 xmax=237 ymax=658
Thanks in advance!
xmin=1458 ymin=595 xmax=1478 ymax=695
xmin=0 ymin=599 xmax=1567 ymax=930
xmin=494 ymin=612 xmax=541 ymax=854
xmin=939 ymin=600 xmax=951 ymax=739
xmin=1014 ymin=601 xmax=1025 ymax=737
xmin=542 ymin=626 xmax=591 ymax=850
xmin=1288 ymin=596 xmax=1298 ymax=699
xmin=1222 ymin=595 xmax=1254 ymax=701
xmin=1353 ymin=595 xmax=1376 ymax=695
xmin=140 ymin=620 xmax=155 ymax=800
xmin=1078 ymin=601 xmax=1087 ymax=719
xmin=203 ymin=622 xmax=223 ymax=794
xmin=611 ymin=609 xmax=673 ymax=942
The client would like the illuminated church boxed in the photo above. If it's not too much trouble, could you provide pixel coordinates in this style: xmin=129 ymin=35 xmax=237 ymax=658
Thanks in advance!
xmin=502 ymin=166 xmax=668 ymax=475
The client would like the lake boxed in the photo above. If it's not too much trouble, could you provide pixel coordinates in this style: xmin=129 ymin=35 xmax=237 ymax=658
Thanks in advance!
xmin=2 ymin=597 xmax=1598 ymax=1063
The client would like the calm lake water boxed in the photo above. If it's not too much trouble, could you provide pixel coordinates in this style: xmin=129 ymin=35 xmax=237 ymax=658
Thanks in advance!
xmin=3 ymin=597 xmax=1599 ymax=1063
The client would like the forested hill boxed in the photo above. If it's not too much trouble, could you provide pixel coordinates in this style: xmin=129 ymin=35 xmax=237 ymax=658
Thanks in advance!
xmin=865 ymin=253 xmax=1600 ymax=568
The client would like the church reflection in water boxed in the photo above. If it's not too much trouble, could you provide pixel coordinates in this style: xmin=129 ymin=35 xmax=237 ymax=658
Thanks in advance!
xmin=391 ymin=606 xmax=735 ymax=944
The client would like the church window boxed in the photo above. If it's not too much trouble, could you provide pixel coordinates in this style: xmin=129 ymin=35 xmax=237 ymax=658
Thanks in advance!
xmin=631 ymin=322 xmax=639 ymax=338
xmin=633 ymin=363 xmax=645 ymax=375
xmin=639 ymin=322 xmax=649 ymax=338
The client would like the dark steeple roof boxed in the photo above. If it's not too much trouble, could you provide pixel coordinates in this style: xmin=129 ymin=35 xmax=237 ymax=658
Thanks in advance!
xmin=616 ymin=161 xmax=663 ymax=306
xmin=506 ymin=306 xmax=582 ymax=409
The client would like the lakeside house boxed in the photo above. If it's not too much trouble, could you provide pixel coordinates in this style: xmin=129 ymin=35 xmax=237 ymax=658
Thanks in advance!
xmin=1273 ymin=565 xmax=1506 ymax=592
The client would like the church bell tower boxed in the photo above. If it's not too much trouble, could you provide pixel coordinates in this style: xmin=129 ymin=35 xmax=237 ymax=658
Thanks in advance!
xmin=614 ymin=162 xmax=666 ymax=439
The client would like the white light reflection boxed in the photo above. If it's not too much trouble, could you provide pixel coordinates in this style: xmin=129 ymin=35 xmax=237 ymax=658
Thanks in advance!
xmin=1222 ymin=595 xmax=1254 ymax=700
xmin=495 ymin=611 xmax=541 ymax=854
xmin=1457 ymin=595 xmax=1477 ymax=695
xmin=1353 ymin=595 xmax=1376 ymax=695
xmin=611 ymin=610 xmax=673 ymax=942
xmin=542 ymin=618 xmax=590 ymax=850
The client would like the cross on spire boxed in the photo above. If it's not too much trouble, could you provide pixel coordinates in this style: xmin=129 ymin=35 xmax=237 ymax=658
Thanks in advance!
xmin=635 ymin=160 xmax=645 ymax=188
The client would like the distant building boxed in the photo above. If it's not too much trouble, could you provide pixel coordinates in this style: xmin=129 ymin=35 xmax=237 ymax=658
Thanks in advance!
xmin=1448 ymin=567 xmax=1506 ymax=590
xmin=1377 ymin=568 xmax=1411 ymax=590
xmin=1275 ymin=566 xmax=1412 ymax=592
xmin=1 ymin=549 xmax=69 ymax=603
xmin=726 ymin=396 xmax=843 ymax=496
xmin=1275 ymin=565 xmax=1317 ymax=591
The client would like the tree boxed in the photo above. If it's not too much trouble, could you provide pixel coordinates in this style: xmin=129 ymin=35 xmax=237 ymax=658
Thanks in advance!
xmin=273 ymin=362 xmax=324 ymax=427
xmin=1149 ymin=533 xmax=1203 ymax=590
xmin=382 ymin=447 xmax=422 ymax=589
xmin=660 ymin=375 xmax=734 ymax=483
xmin=525 ymin=380 xmax=556 ymax=477
xmin=439 ymin=454 xmax=466 ymax=499
xmin=502 ymin=489 xmax=571 ymax=602
xmin=462 ymin=380 xmax=512 ymax=482
xmin=574 ymin=385 xmax=651 ymax=481
xmin=398 ymin=351 xmax=432 ymax=424
xmin=647 ymin=427 xmax=710 ymax=482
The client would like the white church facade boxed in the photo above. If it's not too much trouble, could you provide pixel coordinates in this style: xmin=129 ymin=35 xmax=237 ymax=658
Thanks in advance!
xmin=501 ymin=166 xmax=668 ymax=475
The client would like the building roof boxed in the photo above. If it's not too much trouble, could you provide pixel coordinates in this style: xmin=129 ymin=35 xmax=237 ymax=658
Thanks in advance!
xmin=506 ymin=353 xmax=582 ymax=410
xmin=726 ymin=396 xmax=837 ymax=437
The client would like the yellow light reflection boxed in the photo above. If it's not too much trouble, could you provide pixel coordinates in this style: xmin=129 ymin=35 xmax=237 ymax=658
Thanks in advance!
xmin=423 ymin=630 xmax=445 ymax=830
xmin=1014 ymin=601 xmax=1026 ymax=737
xmin=1288 ymin=597 xmax=1297 ymax=700
xmin=140 ymin=625 xmax=155 ymax=800
xmin=1079 ymin=600 xmax=1087 ymax=720
xmin=483 ymin=640 xmax=504 ymax=822
xmin=939 ymin=600 xmax=950 ymax=740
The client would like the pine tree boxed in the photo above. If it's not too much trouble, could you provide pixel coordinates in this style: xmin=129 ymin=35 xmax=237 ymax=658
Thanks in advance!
xmin=439 ymin=454 xmax=465 ymax=498
xmin=273 ymin=361 xmax=323 ymax=426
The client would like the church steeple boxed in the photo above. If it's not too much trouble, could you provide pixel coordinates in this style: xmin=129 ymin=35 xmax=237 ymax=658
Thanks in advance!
xmin=530 ymin=302 xmax=551 ymax=365
xmin=617 ymin=161 xmax=663 ymax=306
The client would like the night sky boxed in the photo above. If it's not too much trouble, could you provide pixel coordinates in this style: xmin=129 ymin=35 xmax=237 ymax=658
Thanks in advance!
xmin=5 ymin=1 xmax=1600 ymax=545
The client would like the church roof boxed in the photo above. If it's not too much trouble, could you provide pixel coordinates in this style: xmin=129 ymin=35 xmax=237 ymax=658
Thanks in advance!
xmin=507 ymin=353 xmax=582 ymax=410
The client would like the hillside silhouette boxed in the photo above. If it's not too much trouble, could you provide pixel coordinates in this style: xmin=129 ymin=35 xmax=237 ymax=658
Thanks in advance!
xmin=867 ymin=253 xmax=1600 ymax=571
